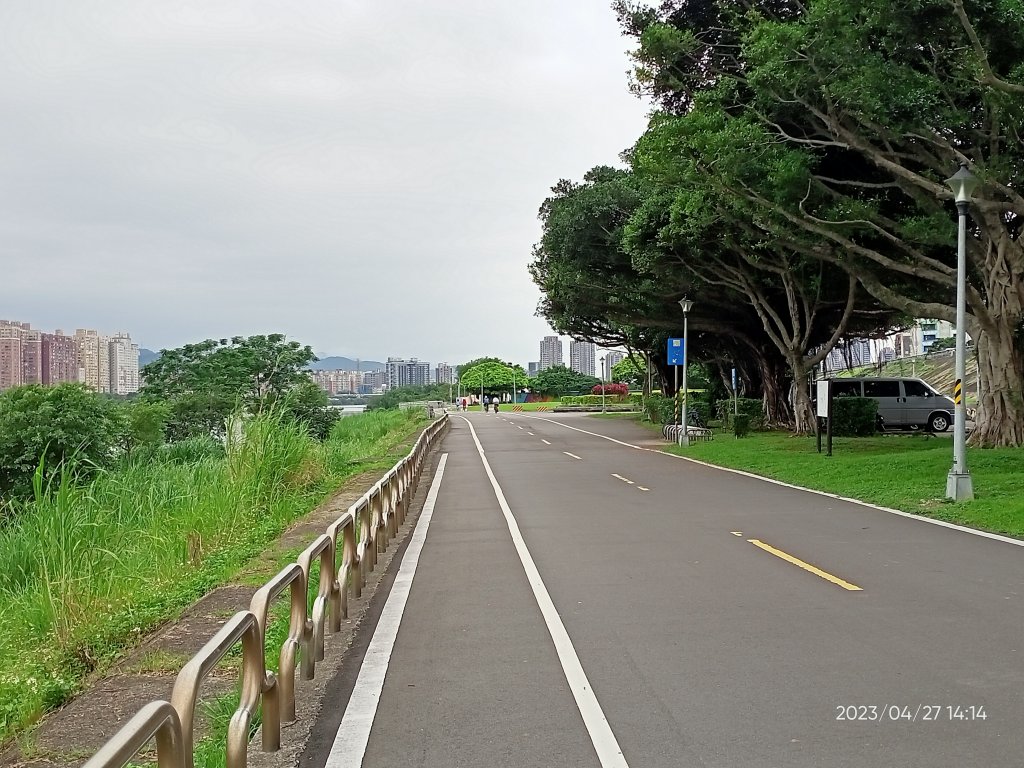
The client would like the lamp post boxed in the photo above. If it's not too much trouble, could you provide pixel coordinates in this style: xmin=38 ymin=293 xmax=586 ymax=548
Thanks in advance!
xmin=600 ymin=355 xmax=607 ymax=412
xmin=944 ymin=163 xmax=978 ymax=501
xmin=678 ymin=298 xmax=694 ymax=446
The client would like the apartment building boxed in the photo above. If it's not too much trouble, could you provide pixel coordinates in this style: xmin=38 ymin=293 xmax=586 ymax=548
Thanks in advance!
xmin=539 ymin=336 xmax=563 ymax=371
xmin=434 ymin=362 xmax=454 ymax=385
xmin=109 ymin=333 xmax=140 ymax=395
xmin=386 ymin=357 xmax=431 ymax=389
xmin=0 ymin=322 xmax=26 ymax=391
xmin=569 ymin=340 xmax=596 ymax=377
xmin=603 ymin=350 xmax=625 ymax=373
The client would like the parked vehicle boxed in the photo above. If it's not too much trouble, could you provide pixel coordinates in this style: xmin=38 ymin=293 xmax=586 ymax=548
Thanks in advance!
xmin=827 ymin=377 xmax=955 ymax=432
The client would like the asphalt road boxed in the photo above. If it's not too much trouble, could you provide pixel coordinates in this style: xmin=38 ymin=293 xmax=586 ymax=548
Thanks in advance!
xmin=306 ymin=413 xmax=1023 ymax=768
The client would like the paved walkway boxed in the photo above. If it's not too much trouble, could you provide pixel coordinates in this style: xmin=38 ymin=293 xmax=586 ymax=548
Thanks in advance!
xmin=304 ymin=413 xmax=1024 ymax=767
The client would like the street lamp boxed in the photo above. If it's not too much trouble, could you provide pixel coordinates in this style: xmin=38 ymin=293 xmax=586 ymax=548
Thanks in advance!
xmin=600 ymin=355 xmax=607 ymax=412
xmin=944 ymin=163 xmax=978 ymax=501
xmin=678 ymin=298 xmax=694 ymax=446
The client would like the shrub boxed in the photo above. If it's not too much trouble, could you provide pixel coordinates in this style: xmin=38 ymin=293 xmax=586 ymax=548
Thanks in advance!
xmin=830 ymin=397 xmax=878 ymax=436
xmin=733 ymin=414 xmax=752 ymax=437
xmin=643 ymin=394 xmax=676 ymax=425
xmin=735 ymin=397 xmax=766 ymax=430
xmin=0 ymin=384 xmax=125 ymax=499
xmin=592 ymin=382 xmax=629 ymax=397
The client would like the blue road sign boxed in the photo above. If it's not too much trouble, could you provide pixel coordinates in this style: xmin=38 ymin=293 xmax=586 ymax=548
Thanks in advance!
xmin=731 ymin=367 xmax=737 ymax=389
xmin=667 ymin=337 xmax=685 ymax=366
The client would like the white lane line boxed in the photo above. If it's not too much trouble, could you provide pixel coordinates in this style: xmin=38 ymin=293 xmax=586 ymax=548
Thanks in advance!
xmin=527 ymin=432 xmax=535 ymax=436
xmin=324 ymin=454 xmax=448 ymax=768
xmin=541 ymin=439 xmax=552 ymax=445
xmin=518 ymin=426 xmax=525 ymax=430
xmin=563 ymin=452 xmax=583 ymax=461
xmin=611 ymin=473 xmax=635 ymax=485
xmin=459 ymin=417 xmax=630 ymax=768
xmin=521 ymin=415 xmax=1024 ymax=549
xmin=637 ymin=487 xmax=649 ymax=492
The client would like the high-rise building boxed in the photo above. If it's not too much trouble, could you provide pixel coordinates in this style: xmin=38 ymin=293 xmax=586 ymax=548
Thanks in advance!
xmin=42 ymin=332 xmax=78 ymax=385
xmin=435 ymin=362 xmax=454 ymax=385
xmin=528 ymin=362 xmax=539 ymax=377
xmin=108 ymin=333 xmax=140 ymax=395
xmin=363 ymin=369 xmax=388 ymax=393
xmin=603 ymin=350 xmax=625 ymax=372
xmin=0 ymin=322 xmax=27 ymax=391
xmin=21 ymin=330 xmax=43 ymax=385
xmin=386 ymin=357 xmax=432 ymax=389
xmin=539 ymin=336 xmax=563 ymax=371
xmin=569 ymin=340 xmax=596 ymax=377
xmin=919 ymin=319 xmax=955 ymax=353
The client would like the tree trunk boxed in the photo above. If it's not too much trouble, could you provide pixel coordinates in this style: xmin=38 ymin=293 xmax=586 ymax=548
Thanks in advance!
xmin=788 ymin=359 xmax=817 ymax=435
xmin=971 ymin=323 xmax=1024 ymax=446
xmin=757 ymin=354 xmax=792 ymax=426
xmin=969 ymin=220 xmax=1024 ymax=447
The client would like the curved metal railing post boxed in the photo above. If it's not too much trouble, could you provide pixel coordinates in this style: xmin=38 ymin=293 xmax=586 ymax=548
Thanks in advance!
xmin=326 ymin=511 xmax=356 ymax=631
xmin=82 ymin=700 xmax=185 ymax=768
xmin=169 ymin=611 xmax=263 ymax=768
xmin=297 ymin=534 xmax=334 ymax=677
xmin=249 ymin=563 xmax=306 ymax=743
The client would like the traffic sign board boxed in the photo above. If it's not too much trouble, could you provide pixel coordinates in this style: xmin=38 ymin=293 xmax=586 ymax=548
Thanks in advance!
xmin=667 ymin=338 xmax=685 ymax=366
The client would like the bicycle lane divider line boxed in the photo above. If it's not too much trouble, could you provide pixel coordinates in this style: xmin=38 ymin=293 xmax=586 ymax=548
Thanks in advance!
xmin=323 ymin=454 xmax=449 ymax=768
xmin=520 ymin=415 xmax=1024 ymax=549
xmin=745 ymin=537 xmax=863 ymax=592
xmin=563 ymin=452 xmax=583 ymax=461
xmin=459 ymin=416 xmax=631 ymax=768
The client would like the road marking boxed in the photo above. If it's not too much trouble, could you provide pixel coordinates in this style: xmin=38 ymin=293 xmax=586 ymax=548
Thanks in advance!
xmin=324 ymin=454 xmax=449 ymax=768
xmin=731 ymin=531 xmax=743 ymax=537
xmin=517 ymin=426 xmax=525 ymax=430
xmin=521 ymin=415 xmax=1024 ymax=550
xmin=460 ymin=417 xmax=630 ymax=768
xmin=747 ymin=538 xmax=863 ymax=591
xmin=563 ymin=452 xmax=583 ymax=461
xmin=541 ymin=439 xmax=552 ymax=445
xmin=527 ymin=432 xmax=535 ymax=436
xmin=637 ymin=487 xmax=649 ymax=492
xmin=611 ymin=473 xmax=635 ymax=485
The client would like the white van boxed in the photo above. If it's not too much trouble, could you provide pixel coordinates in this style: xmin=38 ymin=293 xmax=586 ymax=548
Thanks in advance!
xmin=828 ymin=377 xmax=955 ymax=432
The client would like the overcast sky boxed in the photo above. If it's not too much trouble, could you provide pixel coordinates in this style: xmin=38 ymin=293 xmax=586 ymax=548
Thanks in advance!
xmin=0 ymin=1 xmax=650 ymax=367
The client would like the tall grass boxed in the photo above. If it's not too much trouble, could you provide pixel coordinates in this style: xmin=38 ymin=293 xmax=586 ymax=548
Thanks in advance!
xmin=0 ymin=409 xmax=426 ymax=745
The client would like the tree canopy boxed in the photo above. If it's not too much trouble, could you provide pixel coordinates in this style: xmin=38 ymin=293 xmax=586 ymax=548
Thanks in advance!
xmin=530 ymin=365 xmax=601 ymax=396
xmin=531 ymin=0 xmax=1024 ymax=444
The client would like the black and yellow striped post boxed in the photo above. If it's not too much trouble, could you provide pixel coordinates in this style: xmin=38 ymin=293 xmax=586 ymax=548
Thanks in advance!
xmin=953 ymin=378 xmax=963 ymax=406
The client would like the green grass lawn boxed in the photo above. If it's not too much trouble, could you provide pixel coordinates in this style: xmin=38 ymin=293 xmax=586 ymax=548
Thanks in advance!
xmin=664 ymin=431 xmax=1024 ymax=537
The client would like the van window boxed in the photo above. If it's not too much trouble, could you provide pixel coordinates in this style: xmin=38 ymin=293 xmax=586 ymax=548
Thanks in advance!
xmin=832 ymin=381 xmax=862 ymax=397
xmin=903 ymin=380 xmax=933 ymax=397
xmin=864 ymin=380 xmax=900 ymax=398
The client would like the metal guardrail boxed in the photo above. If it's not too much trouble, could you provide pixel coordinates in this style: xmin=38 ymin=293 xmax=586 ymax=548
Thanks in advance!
xmin=81 ymin=414 xmax=449 ymax=768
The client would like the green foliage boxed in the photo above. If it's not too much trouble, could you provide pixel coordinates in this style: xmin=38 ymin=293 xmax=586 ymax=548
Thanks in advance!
xmin=531 ymin=365 xmax=600 ymax=396
xmin=116 ymin=399 xmax=169 ymax=459
xmin=280 ymin=380 xmax=339 ymax=439
xmin=611 ymin=356 xmax=646 ymax=387
xmin=140 ymin=334 xmax=317 ymax=439
xmin=458 ymin=361 xmax=524 ymax=391
xmin=560 ymin=395 xmax=631 ymax=406
xmin=0 ymin=384 xmax=124 ymax=500
xmin=831 ymin=397 xmax=879 ymax=437
xmin=927 ymin=337 xmax=956 ymax=354
xmin=733 ymin=414 xmax=752 ymax=438
xmin=643 ymin=394 xmax=676 ymax=425
xmin=735 ymin=398 xmax=766 ymax=431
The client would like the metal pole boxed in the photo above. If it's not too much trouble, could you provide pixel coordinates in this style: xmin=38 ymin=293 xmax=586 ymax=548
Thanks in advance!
xmin=681 ymin=314 xmax=690 ymax=447
xmin=674 ymin=364 xmax=679 ymax=434
xmin=947 ymin=201 xmax=974 ymax=500
xmin=601 ymin=357 xmax=606 ymax=412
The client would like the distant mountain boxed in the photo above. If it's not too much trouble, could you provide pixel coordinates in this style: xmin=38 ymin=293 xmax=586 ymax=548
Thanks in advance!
xmin=309 ymin=357 xmax=385 ymax=372
xmin=138 ymin=348 xmax=160 ymax=366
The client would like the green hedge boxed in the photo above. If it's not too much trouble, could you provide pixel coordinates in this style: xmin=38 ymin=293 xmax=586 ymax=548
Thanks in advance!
xmin=830 ymin=397 xmax=878 ymax=436
xmin=560 ymin=394 xmax=629 ymax=406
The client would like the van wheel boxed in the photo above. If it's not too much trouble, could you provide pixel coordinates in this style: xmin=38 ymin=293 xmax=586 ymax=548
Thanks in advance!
xmin=929 ymin=412 xmax=951 ymax=432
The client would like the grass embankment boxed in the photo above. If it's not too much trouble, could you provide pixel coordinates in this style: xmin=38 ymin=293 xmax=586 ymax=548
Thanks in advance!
xmin=663 ymin=430 xmax=1024 ymax=537
xmin=0 ymin=409 xmax=427 ymax=745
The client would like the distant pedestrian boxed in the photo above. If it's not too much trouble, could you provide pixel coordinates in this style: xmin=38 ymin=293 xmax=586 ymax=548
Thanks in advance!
xmin=461 ymin=398 xmax=467 ymax=411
